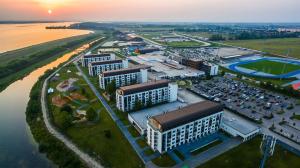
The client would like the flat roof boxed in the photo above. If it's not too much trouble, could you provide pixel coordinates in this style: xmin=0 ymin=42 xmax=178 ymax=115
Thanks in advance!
xmin=117 ymin=79 xmax=169 ymax=95
xmin=101 ymin=65 xmax=151 ymax=77
xmin=90 ymin=59 xmax=123 ymax=66
xmin=151 ymin=101 xmax=223 ymax=132
xmin=83 ymin=53 xmax=111 ymax=58
xmin=222 ymin=115 xmax=260 ymax=135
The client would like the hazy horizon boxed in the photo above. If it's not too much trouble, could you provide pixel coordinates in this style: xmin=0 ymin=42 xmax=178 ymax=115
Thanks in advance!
xmin=1 ymin=0 xmax=300 ymax=22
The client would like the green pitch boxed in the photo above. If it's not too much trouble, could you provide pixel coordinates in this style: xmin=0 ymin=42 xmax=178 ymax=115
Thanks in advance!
xmin=239 ymin=60 xmax=300 ymax=75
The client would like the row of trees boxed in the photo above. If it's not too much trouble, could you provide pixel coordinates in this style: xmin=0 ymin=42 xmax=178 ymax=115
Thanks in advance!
xmin=260 ymin=81 xmax=300 ymax=98
xmin=235 ymin=31 xmax=299 ymax=40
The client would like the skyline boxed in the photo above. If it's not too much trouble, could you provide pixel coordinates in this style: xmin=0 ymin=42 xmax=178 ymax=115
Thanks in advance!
xmin=1 ymin=0 xmax=300 ymax=22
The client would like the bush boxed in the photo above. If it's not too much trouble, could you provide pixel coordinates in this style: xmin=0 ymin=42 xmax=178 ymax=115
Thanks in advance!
xmin=86 ymin=108 xmax=97 ymax=121
xmin=104 ymin=130 xmax=111 ymax=138
xmin=60 ymin=104 xmax=73 ymax=114
xmin=56 ymin=111 xmax=73 ymax=130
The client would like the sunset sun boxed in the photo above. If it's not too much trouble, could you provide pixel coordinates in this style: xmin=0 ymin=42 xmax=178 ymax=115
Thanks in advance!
xmin=48 ymin=9 xmax=52 ymax=14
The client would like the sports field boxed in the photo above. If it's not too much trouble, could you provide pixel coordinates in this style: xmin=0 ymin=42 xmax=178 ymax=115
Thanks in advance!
xmin=239 ymin=60 xmax=300 ymax=75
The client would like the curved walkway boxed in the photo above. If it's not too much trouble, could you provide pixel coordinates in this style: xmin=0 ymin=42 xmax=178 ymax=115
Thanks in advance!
xmin=40 ymin=39 xmax=105 ymax=168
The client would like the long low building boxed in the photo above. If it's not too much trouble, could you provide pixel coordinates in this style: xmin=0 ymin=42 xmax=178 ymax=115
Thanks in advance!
xmin=116 ymin=80 xmax=178 ymax=112
xmin=81 ymin=53 xmax=115 ymax=67
xmin=88 ymin=59 xmax=128 ymax=76
xmin=99 ymin=65 xmax=150 ymax=89
xmin=221 ymin=116 xmax=260 ymax=141
xmin=147 ymin=101 xmax=224 ymax=153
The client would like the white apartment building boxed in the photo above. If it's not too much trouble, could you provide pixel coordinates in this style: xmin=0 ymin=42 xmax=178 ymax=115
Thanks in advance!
xmin=208 ymin=64 xmax=219 ymax=76
xmin=147 ymin=101 xmax=223 ymax=153
xmin=88 ymin=59 xmax=128 ymax=76
xmin=99 ymin=65 xmax=150 ymax=89
xmin=81 ymin=53 xmax=116 ymax=67
xmin=116 ymin=80 xmax=178 ymax=112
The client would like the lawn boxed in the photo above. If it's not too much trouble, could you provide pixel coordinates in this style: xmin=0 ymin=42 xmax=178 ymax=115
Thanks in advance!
xmin=225 ymin=38 xmax=300 ymax=58
xmin=152 ymin=153 xmax=176 ymax=167
xmin=191 ymin=139 xmax=222 ymax=156
xmin=164 ymin=41 xmax=205 ymax=47
xmin=291 ymin=114 xmax=300 ymax=120
xmin=174 ymin=149 xmax=185 ymax=161
xmin=136 ymin=138 xmax=148 ymax=148
xmin=48 ymin=64 xmax=144 ymax=168
xmin=239 ymin=60 xmax=300 ymax=75
xmin=128 ymin=125 xmax=140 ymax=138
xmin=144 ymin=148 xmax=155 ymax=156
xmin=198 ymin=136 xmax=300 ymax=168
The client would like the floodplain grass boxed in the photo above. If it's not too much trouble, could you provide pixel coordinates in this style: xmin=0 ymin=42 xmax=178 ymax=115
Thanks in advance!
xmin=0 ymin=33 xmax=102 ymax=92
xmin=239 ymin=60 xmax=300 ymax=75
xmin=48 ymin=64 xmax=144 ymax=168
xmin=225 ymin=38 xmax=300 ymax=59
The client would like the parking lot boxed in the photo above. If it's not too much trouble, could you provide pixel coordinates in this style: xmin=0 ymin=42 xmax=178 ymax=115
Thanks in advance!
xmin=190 ymin=75 xmax=296 ymax=121
xmin=170 ymin=47 xmax=255 ymax=63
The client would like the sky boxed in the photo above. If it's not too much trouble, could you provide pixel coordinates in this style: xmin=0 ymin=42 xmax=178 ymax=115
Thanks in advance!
xmin=1 ymin=0 xmax=300 ymax=22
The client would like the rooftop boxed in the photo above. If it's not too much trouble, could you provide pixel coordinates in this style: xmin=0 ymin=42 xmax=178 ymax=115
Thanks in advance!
xmin=128 ymin=89 xmax=204 ymax=132
xmin=117 ymin=79 xmax=169 ymax=95
xmin=151 ymin=101 xmax=223 ymax=132
xmin=101 ymin=65 xmax=151 ymax=77
xmin=222 ymin=115 xmax=260 ymax=135
xmin=83 ymin=53 xmax=112 ymax=58
xmin=90 ymin=59 xmax=123 ymax=66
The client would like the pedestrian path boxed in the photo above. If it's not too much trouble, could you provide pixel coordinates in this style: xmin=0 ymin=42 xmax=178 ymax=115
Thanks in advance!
xmin=75 ymin=62 xmax=159 ymax=165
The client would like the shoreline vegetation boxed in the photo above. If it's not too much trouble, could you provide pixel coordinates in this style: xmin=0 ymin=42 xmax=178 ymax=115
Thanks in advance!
xmin=26 ymin=69 xmax=87 ymax=168
xmin=0 ymin=33 xmax=99 ymax=92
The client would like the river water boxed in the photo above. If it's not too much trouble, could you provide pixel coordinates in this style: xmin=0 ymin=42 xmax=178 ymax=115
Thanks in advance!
xmin=0 ymin=22 xmax=91 ymax=53
xmin=0 ymin=42 xmax=90 ymax=167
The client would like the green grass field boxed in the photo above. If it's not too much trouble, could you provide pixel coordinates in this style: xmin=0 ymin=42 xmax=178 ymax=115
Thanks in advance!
xmin=198 ymin=136 xmax=300 ymax=168
xmin=225 ymin=38 xmax=300 ymax=58
xmin=239 ymin=60 xmax=300 ymax=75
xmin=47 ymin=64 xmax=143 ymax=168
xmin=163 ymin=41 xmax=205 ymax=47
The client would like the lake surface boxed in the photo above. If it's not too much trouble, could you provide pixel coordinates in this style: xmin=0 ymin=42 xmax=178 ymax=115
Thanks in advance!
xmin=0 ymin=22 xmax=91 ymax=53
xmin=0 ymin=35 xmax=90 ymax=167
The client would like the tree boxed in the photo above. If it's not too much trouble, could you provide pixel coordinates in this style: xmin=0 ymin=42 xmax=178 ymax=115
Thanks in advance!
xmin=86 ymin=108 xmax=97 ymax=121
xmin=60 ymin=104 xmax=73 ymax=114
xmin=56 ymin=112 xmax=72 ymax=130
xmin=220 ymin=71 xmax=225 ymax=76
xmin=104 ymin=130 xmax=111 ymax=138
xmin=106 ymin=80 xmax=117 ymax=96
xmin=81 ymin=88 xmax=86 ymax=95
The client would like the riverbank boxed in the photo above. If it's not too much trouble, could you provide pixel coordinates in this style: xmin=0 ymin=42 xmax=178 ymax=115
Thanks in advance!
xmin=0 ymin=33 xmax=102 ymax=92
xmin=26 ymin=68 xmax=87 ymax=168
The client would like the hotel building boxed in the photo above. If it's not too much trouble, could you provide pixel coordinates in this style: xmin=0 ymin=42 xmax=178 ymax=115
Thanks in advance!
xmin=147 ymin=101 xmax=223 ymax=153
xmin=99 ymin=65 xmax=150 ymax=89
xmin=81 ymin=53 xmax=116 ymax=67
xmin=88 ymin=59 xmax=128 ymax=76
xmin=116 ymin=80 xmax=178 ymax=112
